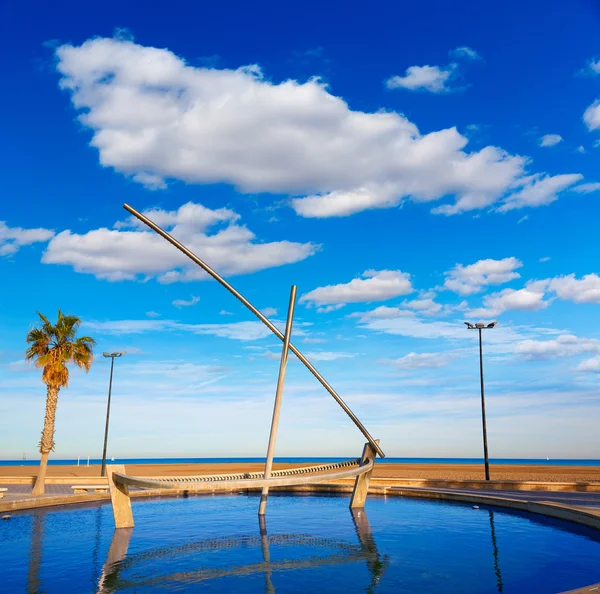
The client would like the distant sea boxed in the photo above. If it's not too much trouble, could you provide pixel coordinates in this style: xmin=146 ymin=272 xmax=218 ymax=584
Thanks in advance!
xmin=1 ymin=457 xmax=599 ymax=467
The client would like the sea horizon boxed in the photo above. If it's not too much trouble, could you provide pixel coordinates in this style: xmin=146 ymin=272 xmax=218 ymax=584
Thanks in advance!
xmin=1 ymin=456 xmax=599 ymax=467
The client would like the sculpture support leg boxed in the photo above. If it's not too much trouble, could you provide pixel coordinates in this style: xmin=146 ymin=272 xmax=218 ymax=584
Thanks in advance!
xmin=349 ymin=442 xmax=378 ymax=509
xmin=107 ymin=464 xmax=134 ymax=529
xmin=259 ymin=286 xmax=297 ymax=516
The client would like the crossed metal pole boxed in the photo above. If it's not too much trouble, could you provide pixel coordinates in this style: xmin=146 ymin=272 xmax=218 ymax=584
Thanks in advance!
xmin=123 ymin=203 xmax=384 ymax=460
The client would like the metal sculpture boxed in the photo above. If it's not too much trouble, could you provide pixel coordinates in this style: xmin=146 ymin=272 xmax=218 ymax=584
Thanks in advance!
xmin=106 ymin=204 xmax=382 ymax=528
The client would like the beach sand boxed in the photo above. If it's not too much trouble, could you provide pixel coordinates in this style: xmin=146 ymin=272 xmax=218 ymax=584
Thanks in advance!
xmin=1 ymin=462 xmax=599 ymax=483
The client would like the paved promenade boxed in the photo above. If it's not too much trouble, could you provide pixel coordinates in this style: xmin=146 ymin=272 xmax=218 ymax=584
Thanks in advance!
xmin=2 ymin=482 xmax=600 ymax=510
xmin=391 ymin=486 xmax=600 ymax=510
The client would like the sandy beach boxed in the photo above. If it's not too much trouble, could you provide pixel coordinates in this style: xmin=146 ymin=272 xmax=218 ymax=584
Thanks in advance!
xmin=1 ymin=462 xmax=598 ymax=483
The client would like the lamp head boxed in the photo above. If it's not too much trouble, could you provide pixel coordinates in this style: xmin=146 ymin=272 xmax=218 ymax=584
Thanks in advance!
xmin=475 ymin=323 xmax=485 ymax=329
xmin=464 ymin=322 xmax=475 ymax=329
xmin=487 ymin=321 xmax=498 ymax=328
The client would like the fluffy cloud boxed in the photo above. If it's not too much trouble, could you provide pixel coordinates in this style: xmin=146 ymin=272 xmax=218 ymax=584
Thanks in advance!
xmin=386 ymin=64 xmax=456 ymax=93
xmin=498 ymin=174 xmax=582 ymax=212
xmin=444 ymin=257 xmax=522 ymax=295
xmin=55 ymin=37 xmax=579 ymax=219
xmin=172 ymin=296 xmax=200 ymax=308
xmin=386 ymin=46 xmax=481 ymax=93
xmin=42 ymin=202 xmax=317 ymax=282
xmin=577 ymin=356 xmax=600 ymax=373
xmin=515 ymin=334 xmax=600 ymax=360
xmin=380 ymin=351 xmax=452 ymax=370
xmin=468 ymin=284 xmax=548 ymax=318
xmin=300 ymin=270 xmax=413 ymax=307
xmin=0 ymin=221 xmax=54 ymax=256
xmin=584 ymin=100 xmax=600 ymax=131
xmin=539 ymin=134 xmax=563 ymax=147
xmin=546 ymin=274 xmax=600 ymax=304
xmin=402 ymin=297 xmax=443 ymax=316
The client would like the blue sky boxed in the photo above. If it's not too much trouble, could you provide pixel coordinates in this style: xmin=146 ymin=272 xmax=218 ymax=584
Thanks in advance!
xmin=1 ymin=0 xmax=600 ymax=460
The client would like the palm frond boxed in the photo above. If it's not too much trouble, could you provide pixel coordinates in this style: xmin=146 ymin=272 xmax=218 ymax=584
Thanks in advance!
xmin=25 ymin=310 xmax=95 ymax=388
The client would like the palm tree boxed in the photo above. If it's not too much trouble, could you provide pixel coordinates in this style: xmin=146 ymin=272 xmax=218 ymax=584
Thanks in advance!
xmin=26 ymin=310 xmax=96 ymax=495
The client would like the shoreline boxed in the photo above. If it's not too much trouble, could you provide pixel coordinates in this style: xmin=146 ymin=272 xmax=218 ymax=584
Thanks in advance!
xmin=2 ymin=461 xmax=599 ymax=483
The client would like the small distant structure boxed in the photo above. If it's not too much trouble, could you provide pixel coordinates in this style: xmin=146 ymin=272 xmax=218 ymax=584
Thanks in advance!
xmin=107 ymin=204 xmax=383 ymax=529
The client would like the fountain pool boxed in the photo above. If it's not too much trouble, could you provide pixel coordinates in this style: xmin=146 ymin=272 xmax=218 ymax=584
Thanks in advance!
xmin=1 ymin=493 xmax=599 ymax=593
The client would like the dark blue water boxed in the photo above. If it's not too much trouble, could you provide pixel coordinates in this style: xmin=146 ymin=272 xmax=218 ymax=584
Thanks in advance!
xmin=1 ymin=494 xmax=599 ymax=593
xmin=3 ymin=457 xmax=600 ymax=466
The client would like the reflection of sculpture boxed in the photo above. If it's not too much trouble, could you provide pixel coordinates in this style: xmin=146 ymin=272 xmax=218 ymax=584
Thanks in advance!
xmin=96 ymin=528 xmax=133 ymax=594
xmin=97 ymin=509 xmax=389 ymax=593
xmin=106 ymin=203 xmax=383 ymax=529
xmin=488 ymin=510 xmax=504 ymax=594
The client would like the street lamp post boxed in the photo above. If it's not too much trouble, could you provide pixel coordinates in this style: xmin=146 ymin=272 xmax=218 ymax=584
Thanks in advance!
xmin=101 ymin=352 xmax=124 ymax=477
xmin=464 ymin=322 xmax=497 ymax=481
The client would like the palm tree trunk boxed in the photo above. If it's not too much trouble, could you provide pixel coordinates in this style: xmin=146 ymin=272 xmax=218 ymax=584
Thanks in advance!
xmin=32 ymin=385 xmax=59 ymax=496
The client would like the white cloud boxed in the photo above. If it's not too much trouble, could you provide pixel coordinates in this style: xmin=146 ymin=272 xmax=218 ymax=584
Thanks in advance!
xmin=468 ymin=284 xmax=548 ymax=318
xmin=539 ymin=257 xmax=551 ymax=262
xmin=316 ymin=303 xmax=346 ymax=314
xmin=0 ymin=221 xmax=54 ymax=256
xmin=449 ymin=46 xmax=482 ymax=61
xmin=55 ymin=37 xmax=577 ymax=219
xmin=172 ymin=296 xmax=200 ymax=308
xmin=577 ymin=356 xmax=600 ymax=373
xmin=444 ymin=257 xmax=522 ymax=295
xmin=260 ymin=307 xmax=278 ymax=317
xmin=349 ymin=306 xmax=415 ymax=320
xmin=402 ymin=297 xmax=443 ymax=316
xmin=380 ymin=351 xmax=452 ymax=370
xmin=497 ymin=174 xmax=583 ymax=212
xmin=517 ymin=215 xmax=528 ymax=224
xmin=573 ymin=182 xmax=600 ymax=194
xmin=354 ymin=310 xmax=530 ymax=355
xmin=577 ymin=145 xmax=586 ymax=154
xmin=386 ymin=64 xmax=456 ymax=93
xmin=515 ymin=334 xmax=600 ymax=360
xmin=84 ymin=318 xmax=273 ymax=340
xmin=586 ymin=59 xmax=600 ymax=75
xmin=584 ymin=100 xmax=600 ymax=131
xmin=539 ymin=134 xmax=563 ymax=147
xmin=300 ymin=270 xmax=413 ymax=306
xmin=42 ymin=202 xmax=317 ymax=282
xmin=306 ymin=351 xmax=356 ymax=361
xmin=546 ymin=274 xmax=600 ymax=304
xmin=146 ymin=311 xmax=160 ymax=318
xmin=262 ymin=350 xmax=354 ymax=361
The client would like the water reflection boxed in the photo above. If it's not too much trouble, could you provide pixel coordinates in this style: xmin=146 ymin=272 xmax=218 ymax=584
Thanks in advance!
xmin=97 ymin=508 xmax=389 ymax=592
xmin=97 ymin=527 xmax=133 ymax=594
xmin=27 ymin=512 xmax=44 ymax=594
xmin=259 ymin=515 xmax=275 ymax=594
xmin=488 ymin=510 xmax=504 ymax=594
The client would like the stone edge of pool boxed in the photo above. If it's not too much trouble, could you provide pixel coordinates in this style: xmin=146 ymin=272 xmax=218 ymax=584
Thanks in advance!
xmin=2 ymin=482 xmax=600 ymax=532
